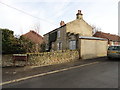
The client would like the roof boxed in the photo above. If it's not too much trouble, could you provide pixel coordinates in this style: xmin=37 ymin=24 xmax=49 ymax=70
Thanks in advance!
xmin=93 ymin=31 xmax=120 ymax=42
xmin=43 ymin=24 xmax=66 ymax=36
xmin=43 ymin=19 xmax=91 ymax=36
xmin=79 ymin=36 xmax=107 ymax=40
xmin=43 ymin=10 xmax=92 ymax=36
xmin=21 ymin=30 xmax=44 ymax=44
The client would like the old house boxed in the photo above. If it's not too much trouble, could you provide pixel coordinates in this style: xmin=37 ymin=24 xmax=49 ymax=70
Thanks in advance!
xmin=44 ymin=10 xmax=93 ymax=51
xmin=44 ymin=10 xmax=108 ymax=59
xmin=21 ymin=30 xmax=44 ymax=52
xmin=93 ymin=31 xmax=120 ymax=46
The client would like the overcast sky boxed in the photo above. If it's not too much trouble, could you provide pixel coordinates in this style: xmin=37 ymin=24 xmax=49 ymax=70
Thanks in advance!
xmin=0 ymin=0 xmax=119 ymax=36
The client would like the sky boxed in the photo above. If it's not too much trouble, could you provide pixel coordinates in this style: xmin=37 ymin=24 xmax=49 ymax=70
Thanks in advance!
xmin=0 ymin=0 xmax=119 ymax=36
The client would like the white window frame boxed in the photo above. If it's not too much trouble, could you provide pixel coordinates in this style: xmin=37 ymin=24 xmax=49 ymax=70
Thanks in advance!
xmin=57 ymin=42 xmax=62 ymax=50
xmin=45 ymin=44 xmax=49 ymax=51
xmin=57 ymin=30 xmax=60 ymax=38
xmin=69 ymin=40 xmax=76 ymax=50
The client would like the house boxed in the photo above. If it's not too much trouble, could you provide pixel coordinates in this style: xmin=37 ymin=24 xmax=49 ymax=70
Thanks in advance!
xmin=44 ymin=10 xmax=93 ymax=51
xmin=93 ymin=31 xmax=120 ymax=46
xmin=44 ymin=10 xmax=108 ymax=59
xmin=21 ymin=30 xmax=44 ymax=52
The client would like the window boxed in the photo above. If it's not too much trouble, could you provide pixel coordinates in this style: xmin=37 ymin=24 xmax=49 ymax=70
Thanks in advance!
xmin=111 ymin=42 xmax=114 ymax=46
xmin=57 ymin=31 xmax=60 ymax=38
xmin=108 ymin=46 xmax=120 ymax=50
xmin=45 ymin=44 xmax=49 ymax=51
xmin=57 ymin=42 xmax=62 ymax=50
xmin=69 ymin=40 xmax=76 ymax=50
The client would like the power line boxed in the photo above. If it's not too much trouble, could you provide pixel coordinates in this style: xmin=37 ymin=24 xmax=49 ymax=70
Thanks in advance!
xmin=0 ymin=1 xmax=58 ymax=26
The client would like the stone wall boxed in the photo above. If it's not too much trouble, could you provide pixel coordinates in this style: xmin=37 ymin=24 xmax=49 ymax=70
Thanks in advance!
xmin=2 ymin=50 xmax=79 ymax=67
xmin=54 ymin=26 xmax=67 ymax=51
xmin=27 ymin=50 xmax=79 ymax=66
xmin=2 ymin=54 xmax=13 ymax=67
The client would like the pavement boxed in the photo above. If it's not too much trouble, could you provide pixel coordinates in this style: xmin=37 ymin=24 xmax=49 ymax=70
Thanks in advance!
xmin=2 ymin=56 xmax=119 ymax=88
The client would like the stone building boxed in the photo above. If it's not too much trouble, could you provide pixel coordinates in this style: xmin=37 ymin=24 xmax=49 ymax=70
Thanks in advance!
xmin=44 ymin=10 xmax=93 ymax=51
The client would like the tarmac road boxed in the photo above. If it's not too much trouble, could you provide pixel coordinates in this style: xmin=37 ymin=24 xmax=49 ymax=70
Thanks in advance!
xmin=2 ymin=57 xmax=119 ymax=88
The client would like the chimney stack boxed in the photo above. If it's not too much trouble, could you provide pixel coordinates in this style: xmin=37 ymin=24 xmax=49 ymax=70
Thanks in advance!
xmin=76 ymin=10 xmax=83 ymax=19
xmin=60 ymin=21 xmax=65 ymax=26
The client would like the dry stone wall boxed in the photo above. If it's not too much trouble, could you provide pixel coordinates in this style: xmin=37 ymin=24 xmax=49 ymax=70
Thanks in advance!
xmin=2 ymin=50 xmax=79 ymax=67
xmin=27 ymin=50 xmax=79 ymax=66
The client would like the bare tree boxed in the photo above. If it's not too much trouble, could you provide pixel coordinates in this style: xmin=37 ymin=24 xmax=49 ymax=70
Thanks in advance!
xmin=91 ymin=25 xmax=101 ymax=35
xmin=34 ymin=22 xmax=41 ymax=34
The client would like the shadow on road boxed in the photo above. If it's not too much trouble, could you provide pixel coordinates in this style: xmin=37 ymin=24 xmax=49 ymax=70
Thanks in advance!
xmin=2 ymin=66 xmax=25 ymax=68
xmin=106 ymin=58 xmax=120 ymax=62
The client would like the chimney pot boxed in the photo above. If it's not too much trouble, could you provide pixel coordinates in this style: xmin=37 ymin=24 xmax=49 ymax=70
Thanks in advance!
xmin=76 ymin=10 xmax=83 ymax=19
xmin=60 ymin=21 xmax=65 ymax=26
xmin=78 ymin=10 xmax=81 ymax=14
xmin=77 ymin=10 xmax=83 ymax=15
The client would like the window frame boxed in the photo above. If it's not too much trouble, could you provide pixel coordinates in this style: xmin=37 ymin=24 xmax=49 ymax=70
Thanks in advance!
xmin=57 ymin=42 xmax=62 ymax=50
xmin=57 ymin=30 xmax=60 ymax=38
xmin=69 ymin=40 xmax=76 ymax=50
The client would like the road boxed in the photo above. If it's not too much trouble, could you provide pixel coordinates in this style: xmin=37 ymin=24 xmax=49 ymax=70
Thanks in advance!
xmin=2 ymin=57 xmax=119 ymax=88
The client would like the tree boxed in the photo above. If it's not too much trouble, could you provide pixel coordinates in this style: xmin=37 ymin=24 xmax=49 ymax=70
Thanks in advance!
xmin=91 ymin=25 xmax=101 ymax=35
xmin=34 ymin=23 xmax=40 ymax=34
xmin=19 ymin=36 xmax=35 ymax=53
xmin=1 ymin=28 xmax=36 ymax=54
xmin=1 ymin=28 xmax=15 ymax=54
xmin=40 ymin=42 xmax=46 ymax=52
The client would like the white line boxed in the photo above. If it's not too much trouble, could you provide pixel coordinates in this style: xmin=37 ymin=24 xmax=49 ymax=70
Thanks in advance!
xmin=1 ymin=61 xmax=99 ymax=86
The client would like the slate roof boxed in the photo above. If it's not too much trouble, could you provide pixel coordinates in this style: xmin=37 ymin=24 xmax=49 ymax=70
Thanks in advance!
xmin=79 ymin=36 xmax=107 ymax=40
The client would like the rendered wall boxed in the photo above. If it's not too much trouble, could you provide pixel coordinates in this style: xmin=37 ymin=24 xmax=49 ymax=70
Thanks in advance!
xmin=79 ymin=39 xmax=108 ymax=59
xmin=66 ymin=19 xmax=93 ymax=36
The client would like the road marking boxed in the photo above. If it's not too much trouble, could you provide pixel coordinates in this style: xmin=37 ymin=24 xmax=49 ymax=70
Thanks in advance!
xmin=1 ymin=61 xmax=99 ymax=86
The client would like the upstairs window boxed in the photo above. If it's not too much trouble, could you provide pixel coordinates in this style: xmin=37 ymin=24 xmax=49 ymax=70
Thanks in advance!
xmin=57 ymin=30 xmax=60 ymax=38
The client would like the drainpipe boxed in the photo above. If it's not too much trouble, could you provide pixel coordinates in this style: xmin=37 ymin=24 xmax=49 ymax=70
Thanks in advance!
xmin=76 ymin=34 xmax=81 ymax=59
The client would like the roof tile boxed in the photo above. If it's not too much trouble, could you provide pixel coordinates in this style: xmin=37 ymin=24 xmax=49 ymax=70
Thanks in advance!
xmin=21 ymin=30 xmax=43 ymax=44
xmin=93 ymin=31 xmax=120 ymax=42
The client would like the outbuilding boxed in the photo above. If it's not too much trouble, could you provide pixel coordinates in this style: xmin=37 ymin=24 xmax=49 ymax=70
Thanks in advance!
xmin=78 ymin=36 xmax=108 ymax=59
